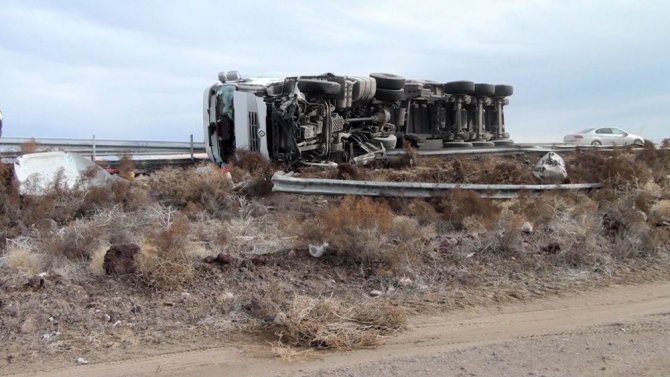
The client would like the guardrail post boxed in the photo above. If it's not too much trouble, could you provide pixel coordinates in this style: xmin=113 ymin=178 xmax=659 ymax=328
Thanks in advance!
xmin=92 ymin=134 xmax=96 ymax=161
xmin=190 ymin=134 xmax=194 ymax=162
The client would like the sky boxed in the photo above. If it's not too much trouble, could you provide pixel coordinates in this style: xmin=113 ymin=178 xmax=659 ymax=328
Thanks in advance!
xmin=1 ymin=0 xmax=669 ymax=143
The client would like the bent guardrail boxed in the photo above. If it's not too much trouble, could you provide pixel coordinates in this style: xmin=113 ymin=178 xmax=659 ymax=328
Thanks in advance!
xmin=271 ymin=172 xmax=601 ymax=199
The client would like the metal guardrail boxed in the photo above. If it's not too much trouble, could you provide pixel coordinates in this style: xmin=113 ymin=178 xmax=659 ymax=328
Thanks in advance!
xmin=387 ymin=143 xmax=635 ymax=157
xmin=271 ymin=173 xmax=602 ymax=199
xmin=0 ymin=136 xmax=206 ymax=160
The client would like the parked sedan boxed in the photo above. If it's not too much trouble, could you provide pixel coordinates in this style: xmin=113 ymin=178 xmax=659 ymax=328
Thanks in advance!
xmin=563 ymin=127 xmax=645 ymax=146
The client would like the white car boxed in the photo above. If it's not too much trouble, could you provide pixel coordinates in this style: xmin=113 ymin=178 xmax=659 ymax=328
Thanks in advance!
xmin=563 ymin=127 xmax=645 ymax=146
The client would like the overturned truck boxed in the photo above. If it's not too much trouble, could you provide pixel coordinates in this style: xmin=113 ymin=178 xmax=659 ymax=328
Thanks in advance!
xmin=203 ymin=71 xmax=513 ymax=167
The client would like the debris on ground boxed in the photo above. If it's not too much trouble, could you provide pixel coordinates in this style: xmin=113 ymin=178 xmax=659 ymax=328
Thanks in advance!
xmin=533 ymin=152 xmax=567 ymax=183
xmin=541 ymin=242 xmax=561 ymax=254
xmin=203 ymin=252 xmax=233 ymax=266
xmin=103 ymin=243 xmax=141 ymax=275
xmin=24 ymin=276 xmax=45 ymax=290
xmin=521 ymin=222 xmax=534 ymax=234
xmin=13 ymin=151 xmax=123 ymax=195
xmin=308 ymin=242 xmax=329 ymax=258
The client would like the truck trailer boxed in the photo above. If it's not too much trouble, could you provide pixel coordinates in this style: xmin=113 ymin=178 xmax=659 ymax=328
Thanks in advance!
xmin=203 ymin=71 xmax=513 ymax=167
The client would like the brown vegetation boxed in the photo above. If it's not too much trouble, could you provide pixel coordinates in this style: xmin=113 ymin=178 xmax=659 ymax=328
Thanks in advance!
xmin=1 ymin=150 xmax=670 ymax=372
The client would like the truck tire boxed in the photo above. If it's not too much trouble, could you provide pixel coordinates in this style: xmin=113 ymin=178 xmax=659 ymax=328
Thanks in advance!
xmin=474 ymin=83 xmax=495 ymax=97
xmin=374 ymin=88 xmax=404 ymax=102
xmin=494 ymin=84 xmax=513 ymax=97
xmin=370 ymin=73 xmax=406 ymax=90
xmin=297 ymin=79 xmax=341 ymax=96
xmin=444 ymin=81 xmax=475 ymax=95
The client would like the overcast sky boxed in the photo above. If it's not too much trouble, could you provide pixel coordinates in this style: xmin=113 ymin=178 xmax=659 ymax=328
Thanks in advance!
xmin=1 ymin=0 xmax=669 ymax=142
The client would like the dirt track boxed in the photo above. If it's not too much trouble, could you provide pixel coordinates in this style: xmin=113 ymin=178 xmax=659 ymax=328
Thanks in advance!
xmin=5 ymin=281 xmax=669 ymax=377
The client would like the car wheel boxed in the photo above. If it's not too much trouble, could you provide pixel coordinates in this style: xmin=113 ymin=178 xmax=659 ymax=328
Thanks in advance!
xmin=591 ymin=140 xmax=601 ymax=146
xmin=370 ymin=73 xmax=406 ymax=90
xmin=634 ymin=139 xmax=644 ymax=147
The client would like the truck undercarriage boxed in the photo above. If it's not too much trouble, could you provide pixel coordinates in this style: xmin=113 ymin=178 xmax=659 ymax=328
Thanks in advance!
xmin=203 ymin=71 xmax=513 ymax=167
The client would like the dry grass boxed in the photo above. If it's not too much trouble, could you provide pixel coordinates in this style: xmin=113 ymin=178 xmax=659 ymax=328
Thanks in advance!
xmin=303 ymin=196 xmax=393 ymax=264
xmin=567 ymin=150 xmax=654 ymax=189
xmin=2 ymin=244 xmax=43 ymax=275
xmin=270 ymin=342 xmax=318 ymax=362
xmin=301 ymin=197 xmax=437 ymax=276
xmin=145 ymin=164 xmax=237 ymax=217
xmin=651 ymin=200 xmax=670 ymax=221
xmin=272 ymin=296 xmax=407 ymax=350
xmin=135 ymin=208 xmax=195 ymax=287
xmin=431 ymin=190 xmax=502 ymax=230
xmin=2 ymin=150 xmax=670 ymax=370
xmin=88 ymin=246 xmax=108 ymax=275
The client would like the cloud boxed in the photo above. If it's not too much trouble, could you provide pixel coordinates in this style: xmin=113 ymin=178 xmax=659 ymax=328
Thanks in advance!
xmin=0 ymin=0 xmax=668 ymax=142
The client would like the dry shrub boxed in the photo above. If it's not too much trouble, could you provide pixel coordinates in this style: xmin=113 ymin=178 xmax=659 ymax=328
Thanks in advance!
xmin=334 ymin=164 xmax=368 ymax=180
xmin=19 ymin=138 xmax=39 ymax=154
xmin=492 ymin=160 xmax=534 ymax=184
xmin=88 ymin=246 xmax=107 ymax=275
xmin=135 ymin=243 xmax=195 ymax=288
xmin=118 ymin=154 xmax=135 ymax=180
xmin=641 ymin=180 xmax=663 ymax=197
xmin=477 ymin=209 xmax=525 ymax=256
xmin=431 ymin=190 xmax=501 ymax=230
xmin=146 ymin=165 xmax=235 ymax=216
xmin=136 ymin=210 xmax=195 ymax=287
xmin=651 ymin=200 xmax=670 ymax=220
xmin=273 ymin=296 xmax=406 ymax=350
xmin=80 ymin=182 xmax=148 ymax=215
xmin=384 ymin=216 xmax=438 ymax=275
xmin=404 ymin=143 xmax=418 ymax=165
xmin=509 ymin=193 xmax=556 ymax=226
xmin=2 ymin=245 xmax=43 ymax=275
xmin=0 ymin=164 xmax=20 ymax=241
xmin=304 ymin=197 xmax=436 ymax=273
xmin=229 ymin=150 xmax=273 ymax=175
xmin=304 ymin=197 xmax=392 ymax=264
xmin=40 ymin=217 xmax=107 ymax=260
xmin=549 ymin=211 xmax=608 ymax=269
xmin=567 ymin=150 xmax=652 ymax=188
xmin=228 ymin=150 xmax=275 ymax=197
xmin=405 ymin=198 xmax=441 ymax=226
xmin=662 ymin=138 xmax=670 ymax=149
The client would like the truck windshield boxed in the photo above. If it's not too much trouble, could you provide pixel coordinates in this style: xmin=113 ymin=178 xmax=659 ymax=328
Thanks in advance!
xmin=216 ymin=84 xmax=236 ymax=121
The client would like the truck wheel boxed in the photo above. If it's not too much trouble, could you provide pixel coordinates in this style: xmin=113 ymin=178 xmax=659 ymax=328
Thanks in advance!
xmin=374 ymin=88 xmax=404 ymax=102
xmin=494 ymin=84 xmax=513 ymax=97
xmin=444 ymin=81 xmax=475 ymax=95
xmin=474 ymin=83 xmax=495 ymax=97
xmin=297 ymin=79 xmax=341 ymax=96
xmin=370 ymin=73 xmax=406 ymax=90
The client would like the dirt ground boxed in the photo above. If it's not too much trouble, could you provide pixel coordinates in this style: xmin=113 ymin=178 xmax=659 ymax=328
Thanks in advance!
xmin=5 ymin=280 xmax=669 ymax=377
